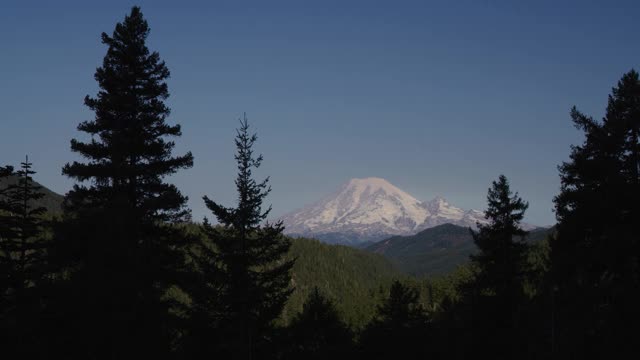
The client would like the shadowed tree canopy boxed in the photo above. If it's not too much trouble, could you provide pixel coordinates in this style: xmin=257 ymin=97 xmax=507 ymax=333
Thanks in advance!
xmin=185 ymin=115 xmax=294 ymax=360
xmin=453 ymin=175 xmax=531 ymax=359
xmin=282 ymin=287 xmax=354 ymax=359
xmin=360 ymin=280 xmax=431 ymax=358
xmin=552 ymin=69 xmax=640 ymax=357
xmin=470 ymin=175 xmax=529 ymax=303
xmin=0 ymin=157 xmax=46 ymax=346
xmin=0 ymin=158 xmax=47 ymax=297
xmin=0 ymin=158 xmax=48 ymax=356
xmin=53 ymin=6 xmax=194 ymax=359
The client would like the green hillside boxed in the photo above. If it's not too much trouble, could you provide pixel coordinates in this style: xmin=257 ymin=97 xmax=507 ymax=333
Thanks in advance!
xmin=280 ymin=237 xmax=405 ymax=329
xmin=366 ymin=224 xmax=554 ymax=277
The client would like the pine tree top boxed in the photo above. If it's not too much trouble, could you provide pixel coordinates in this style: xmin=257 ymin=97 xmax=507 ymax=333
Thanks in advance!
xmin=63 ymin=6 xmax=193 ymax=222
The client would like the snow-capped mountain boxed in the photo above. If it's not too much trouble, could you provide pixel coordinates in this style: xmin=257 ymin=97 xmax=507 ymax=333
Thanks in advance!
xmin=280 ymin=177 xmax=490 ymax=245
xmin=420 ymin=196 xmax=487 ymax=230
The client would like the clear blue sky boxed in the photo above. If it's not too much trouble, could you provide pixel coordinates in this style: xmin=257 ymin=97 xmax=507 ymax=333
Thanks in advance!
xmin=1 ymin=0 xmax=639 ymax=226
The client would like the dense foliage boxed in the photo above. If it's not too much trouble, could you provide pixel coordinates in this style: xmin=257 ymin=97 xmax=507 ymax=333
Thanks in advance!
xmin=368 ymin=224 xmax=475 ymax=276
xmin=551 ymin=69 xmax=640 ymax=357
xmin=281 ymin=287 xmax=354 ymax=359
xmin=0 ymin=158 xmax=49 ymax=356
xmin=366 ymin=223 xmax=553 ymax=277
xmin=52 ymin=7 xmax=194 ymax=358
xmin=0 ymin=173 xmax=63 ymax=214
xmin=282 ymin=236 xmax=403 ymax=329
xmin=184 ymin=117 xmax=294 ymax=359
xmin=461 ymin=175 xmax=532 ymax=358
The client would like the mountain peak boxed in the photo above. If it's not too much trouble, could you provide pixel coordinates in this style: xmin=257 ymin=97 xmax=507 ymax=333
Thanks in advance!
xmin=280 ymin=178 xmax=490 ymax=245
xmin=428 ymin=196 xmax=448 ymax=205
xmin=349 ymin=177 xmax=388 ymax=183
xmin=345 ymin=177 xmax=400 ymax=191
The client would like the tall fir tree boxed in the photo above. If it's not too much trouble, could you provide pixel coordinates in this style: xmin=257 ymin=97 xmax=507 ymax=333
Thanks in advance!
xmin=187 ymin=115 xmax=293 ymax=360
xmin=0 ymin=157 xmax=48 ymax=355
xmin=470 ymin=175 xmax=529 ymax=304
xmin=55 ymin=7 xmax=193 ymax=359
xmin=0 ymin=165 xmax=14 ymax=336
xmin=283 ymin=287 xmax=354 ymax=359
xmin=552 ymin=69 xmax=640 ymax=357
xmin=464 ymin=174 xmax=529 ymax=358
xmin=360 ymin=280 xmax=431 ymax=358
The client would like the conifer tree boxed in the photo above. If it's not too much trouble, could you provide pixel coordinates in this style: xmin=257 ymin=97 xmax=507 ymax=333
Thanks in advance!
xmin=189 ymin=115 xmax=293 ymax=359
xmin=552 ymin=69 xmax=640 ymax=356
xmin=463 ymin=175 xmax=529 ymax=358
xmin=470 ymin=175 xmax=529 ymax=307
xmin=55 ymin=7 xmax=193 ymax=358
xmin=360 ymin=280 xmax=431 ymax=358
xmin=376 ymin=280 xmax=426 ymax=326
xmin=283 ymin=287 xmax=353 ymax=359
xmin=0 ymin=157 xmax=47 ymax=354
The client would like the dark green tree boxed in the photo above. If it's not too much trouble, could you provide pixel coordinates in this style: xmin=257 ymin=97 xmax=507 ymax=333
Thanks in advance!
xmin=283 ymin=287 xmax=353 ymax=359
xmin=54 ymin=7 xmax=194 ymax=359
xmin=470 ymin=175 xmax=529 ymax=307
xmin=552 ymin=69 xmax=640 ymax=357
xmin=461 ymin=175 xmax=529 ymax=358
xmin=188 ymin=115 xmax=293 ymax=359
xmin=360 ymin=280 xmax=431 ymax=358
xmin=0 ymin=157 xmax=48 ymax=355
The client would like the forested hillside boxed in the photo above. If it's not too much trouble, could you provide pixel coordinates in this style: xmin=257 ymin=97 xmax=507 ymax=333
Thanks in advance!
xmin=281 ymin=237 xmax=403 ymax=328
xmin=367 ymin=224 xmax=554 ymax=277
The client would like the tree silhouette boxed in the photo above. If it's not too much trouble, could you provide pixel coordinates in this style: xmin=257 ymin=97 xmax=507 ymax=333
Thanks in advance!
xmin=460 ymin=175 xmax=530 ymax=358
xmin=0 ymin=157 xmax=48 ymax=356
xmin=360 ymin=280 xmax=431 ymax=358
xmin=54 ymin=6 xmax=194 ymax=358
xmin=283 ymin=287 xmax=353 ymax=359
xmin=470 ymin=175 xmax=529 ymax=306
xmin=0 ymin=165 xmax=15 ymax=297
xmin=552 ymin=69 xmax=640 ymax=357
xmin=188 ymin=115 xmax=293 ymax=359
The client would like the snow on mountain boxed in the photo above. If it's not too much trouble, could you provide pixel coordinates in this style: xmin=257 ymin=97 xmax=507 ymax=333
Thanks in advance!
xmin=280 ymin=177 xmax=492 ymax=245
xmin=419 ymin=196 xmax=487 ymax=230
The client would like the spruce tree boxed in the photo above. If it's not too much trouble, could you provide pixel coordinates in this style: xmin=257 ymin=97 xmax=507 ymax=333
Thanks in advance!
xmin=283 ymin=287 xmax=353 ymax=359
xmin=360 ymin=280 xmax=431 ymax=358
xmin=470 ymin=175 xmax=529 ymax=305
xmin=0 ymin=157 xmax=48 ymax=354
xmin=464 ymin=174 xmax=529 ymax=358
xmin=189 ymin=115 xmax=293 ymax=359
xmin=0 ymin=165 xmax=13 ymax=345
xmin=56 ymin=7 xmax=193 ymax=358
xmin=552 ymin=69 xmax=640 ymax=357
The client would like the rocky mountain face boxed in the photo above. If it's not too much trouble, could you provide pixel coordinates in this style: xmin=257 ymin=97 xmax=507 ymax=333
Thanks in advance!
xmin=280 ymin=177 xmax=491 ymax=245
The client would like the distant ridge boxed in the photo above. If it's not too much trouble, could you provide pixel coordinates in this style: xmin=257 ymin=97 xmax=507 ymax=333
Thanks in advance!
xmin=366 ymin=223 xmax=553 ymax=277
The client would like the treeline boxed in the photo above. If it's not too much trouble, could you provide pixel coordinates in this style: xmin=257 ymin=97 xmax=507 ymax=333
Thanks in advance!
xmin=1 ymin=6 xmax=638 ymax=359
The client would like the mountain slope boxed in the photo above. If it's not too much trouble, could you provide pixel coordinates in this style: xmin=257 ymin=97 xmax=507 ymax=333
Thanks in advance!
xmin=280 ymin=236 xmax=404 ymax=328
xmin=280 ymin=177 xmax=488 ymax=245
xmin=174 ymin=225 xmax=405 ymax=330
xmin=366 ymin=224 xmax=554 ymax=277
xmin=282 ymin=178 xmax=431 ymax=244
xmin=0 ymin=175 xmax=64 ymax=213
xmin=366 ymin=224 xmax=476 ymax=276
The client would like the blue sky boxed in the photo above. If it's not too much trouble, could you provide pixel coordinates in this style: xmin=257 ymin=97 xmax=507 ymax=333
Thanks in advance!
xmin=1 ymin=0 xmax=638 ymax=226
